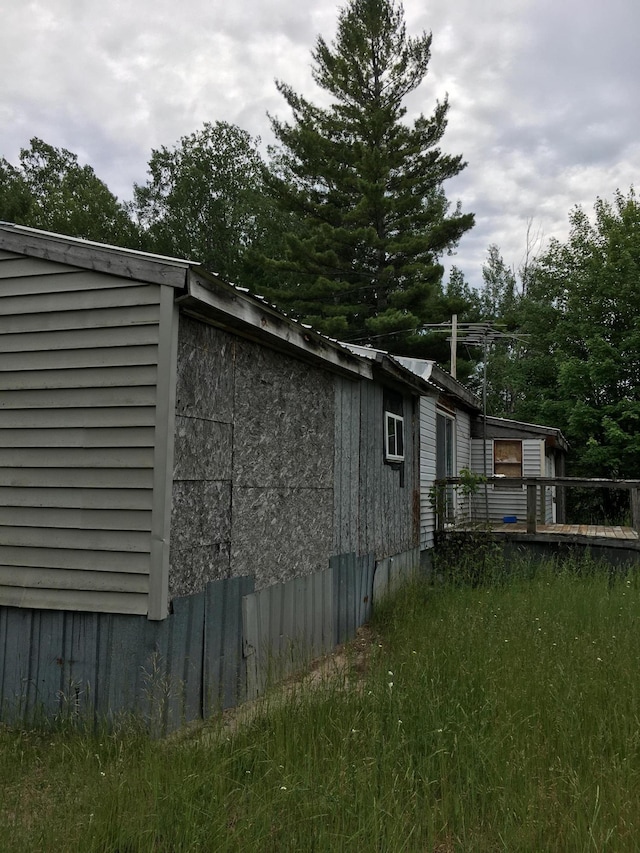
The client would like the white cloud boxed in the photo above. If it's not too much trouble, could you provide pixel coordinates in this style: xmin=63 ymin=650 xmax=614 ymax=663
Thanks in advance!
xmin=1 ymin=0 xmax=638 ymax=288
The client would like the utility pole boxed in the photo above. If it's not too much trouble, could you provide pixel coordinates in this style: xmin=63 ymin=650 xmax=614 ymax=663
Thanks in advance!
xmin=450 ymin=314 xmax=457 ymax=379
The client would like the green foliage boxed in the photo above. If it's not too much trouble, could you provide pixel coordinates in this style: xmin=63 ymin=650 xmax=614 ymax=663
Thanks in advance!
xmin=480 ymin=189 xmax=640 ymax=505
xmin=263 ymin=0 xmax=474 ymax=355
xmin=517 ymin=188 xmax=640 ymax=480
xmin=131 ymin=121 xmax=290 ymax=287
xmin=0 ymin=138 xmax=139 ymax=247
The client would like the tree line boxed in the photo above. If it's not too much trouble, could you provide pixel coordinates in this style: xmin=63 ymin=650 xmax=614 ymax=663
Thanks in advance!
xmin=1 ymin=0 xmax=638 ymax=495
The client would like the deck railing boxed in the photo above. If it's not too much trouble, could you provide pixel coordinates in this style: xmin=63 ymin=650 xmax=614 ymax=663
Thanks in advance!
xmin=436 ymin=476 xmax=640 ymax=535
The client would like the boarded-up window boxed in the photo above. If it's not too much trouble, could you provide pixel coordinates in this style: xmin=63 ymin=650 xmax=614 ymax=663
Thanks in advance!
xmin=494 ymin=439 xmax=522 ymax=487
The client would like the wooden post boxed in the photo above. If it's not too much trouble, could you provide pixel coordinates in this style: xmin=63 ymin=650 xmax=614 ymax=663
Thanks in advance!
xmin=527 ymin=484 xmax=538 ymax=533
xmin=538 ymin=483 xmax=545 ymax=525
xmin=632 ymin=487 xmax=640 ymax=535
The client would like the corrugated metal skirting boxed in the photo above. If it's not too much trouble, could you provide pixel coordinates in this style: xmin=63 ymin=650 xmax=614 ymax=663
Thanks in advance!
xmin=243 ymin=553 xmax=376 ymax=700
xmin=0 ymin=550 xmax=419 ymax=730
xmin=0 ymin=575 xmax=253 ymax=733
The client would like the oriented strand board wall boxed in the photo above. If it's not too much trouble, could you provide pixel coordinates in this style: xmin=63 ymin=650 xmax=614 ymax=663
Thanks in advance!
xmin=170 ymin=316 xmax=335 ymax=595
xmin=0 ymin=251 xmax=168 ymax=615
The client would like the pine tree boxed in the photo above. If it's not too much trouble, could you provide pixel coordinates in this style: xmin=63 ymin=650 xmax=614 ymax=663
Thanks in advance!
xmin=263 ymin=0 xmax=474 ymax=354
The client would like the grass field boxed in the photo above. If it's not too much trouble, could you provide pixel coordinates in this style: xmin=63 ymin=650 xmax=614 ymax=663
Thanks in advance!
xmin=2 ymin=553 xmax=640 ymax=851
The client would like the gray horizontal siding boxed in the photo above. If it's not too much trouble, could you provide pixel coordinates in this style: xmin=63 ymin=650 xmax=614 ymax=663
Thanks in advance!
xmin=0 ymin=385 xmax=157 ymax=409
xmin=0 ymin=506 xmax=152 ymax=531
xmin=470 ymin=438 xmax=544 ymax=523
xmin=0 ymin=467 xmax=154 ymax=489
xmin=0 ymin=303 xmax=160 ymax=335
xmin=0 ymin=486 xmax=152 ymax=509
xmin=0 ymin=256 xmax=79 ymax=279
xmin=0 ymin=365 xmax=157 ymax=390
xmin=0 ymin=447 xmax=154 ymax=468
xmin=0 ymin=344 xmax=158 ymax=372
xmin=0 ymin=407 xmax=156 ymax=429
xmin=0 ymin=545 xmax=149 ymax=572
xmin=0 ymin=282 xmax=162 ymax=315
xmin=0 ymin=324 xmax=160 ymax=353
xmin=0 ymin=566 xmax=149 ymax=593
xmin=0 ymin=427 xmax=155 ymax=448
xmin=0 ymin=255 xmax=165 ymax=615
xmin=0 ymin=586 xmax=148 ymax=615
xmin=0 ymin=526 xmax=151 ymax=552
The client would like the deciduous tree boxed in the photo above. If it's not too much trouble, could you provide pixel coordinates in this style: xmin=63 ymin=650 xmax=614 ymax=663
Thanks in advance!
xmin=2 ymin=138 xmax=139 ymax=246
xmin=132 ymin=122 xmax=288 ymax=287
xmin=519 ymin=189 xmax=640 ymax=481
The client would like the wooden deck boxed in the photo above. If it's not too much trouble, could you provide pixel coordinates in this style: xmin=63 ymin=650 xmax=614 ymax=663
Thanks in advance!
xmin=491 ymin=522 xmax=639 ymax=541
xmin=484 ymin=522 xmax=640 ymax=553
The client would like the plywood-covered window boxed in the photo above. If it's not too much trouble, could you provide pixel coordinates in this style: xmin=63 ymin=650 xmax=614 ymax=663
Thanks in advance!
xmin=494 ymin=439 xmax=522 ymax=487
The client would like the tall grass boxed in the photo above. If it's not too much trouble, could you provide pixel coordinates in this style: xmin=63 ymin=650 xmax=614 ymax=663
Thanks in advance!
xmin=2 ymin=554 xmax=640 ymax=851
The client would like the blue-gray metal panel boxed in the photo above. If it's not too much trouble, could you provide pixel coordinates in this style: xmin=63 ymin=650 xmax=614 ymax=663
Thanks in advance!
xmin=204 ymin=575 xmax=254 ymax=713
xmin=373 ymin=548 xmax=420 ymax=603
xmin=149 ymin=592 xmax=205 ymax=733
xmin=331 ymin=552 xmax=375 ymax=645
xmin=242 ymin=568 xmax=336 ymax=699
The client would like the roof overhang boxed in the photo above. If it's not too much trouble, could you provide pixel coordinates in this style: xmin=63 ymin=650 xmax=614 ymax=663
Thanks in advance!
xmin=180 ymin=270 xmax=373 ymax=380
xmin=471 ymin=415 xmax=569 ymax=452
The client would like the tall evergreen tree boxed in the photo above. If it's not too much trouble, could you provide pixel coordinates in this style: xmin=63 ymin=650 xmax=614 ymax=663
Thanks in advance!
xmin=263 ymin=0 xmax=474 ymax=353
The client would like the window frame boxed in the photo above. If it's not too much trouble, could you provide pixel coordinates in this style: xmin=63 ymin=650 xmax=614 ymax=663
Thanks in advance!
xmin=384 ymin=410 xmax=405 ymax=462
xmin=493 ymin=439 xmax=523 ymax=488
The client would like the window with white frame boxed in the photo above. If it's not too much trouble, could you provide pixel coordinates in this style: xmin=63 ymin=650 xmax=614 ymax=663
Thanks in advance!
xmin=384 ymin=411 xmax=404 ymax=462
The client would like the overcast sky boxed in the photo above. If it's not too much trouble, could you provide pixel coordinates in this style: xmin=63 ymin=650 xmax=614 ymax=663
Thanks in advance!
xmin=2 ymin=0 xmax=638 ymax=289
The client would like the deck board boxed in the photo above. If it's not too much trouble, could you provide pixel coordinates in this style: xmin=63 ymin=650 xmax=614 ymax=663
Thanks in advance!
xmin=486 ymin=522 xmax=639 ymax=547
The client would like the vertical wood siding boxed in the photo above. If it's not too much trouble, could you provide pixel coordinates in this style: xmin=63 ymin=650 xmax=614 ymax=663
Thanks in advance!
xmin=0 ymin=254 xmax=167 ymax=615
xmin=334 ymin=378 xmax=419 ymax=558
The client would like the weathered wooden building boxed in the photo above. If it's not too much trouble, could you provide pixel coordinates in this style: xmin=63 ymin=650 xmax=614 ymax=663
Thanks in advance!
xmin=0 ymin=224 xmax=432 ymax=725
xmin=345 ymin=346 xmax=568 ymax=544
xmin=0 ymin=224 xmax=427 ymax=621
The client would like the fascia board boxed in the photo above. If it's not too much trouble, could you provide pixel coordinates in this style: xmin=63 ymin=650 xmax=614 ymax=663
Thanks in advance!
xmin=0 ymin=223 xmax=191 ymax=289
xmin=181 ymin=272 xmax=373 ymax=380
